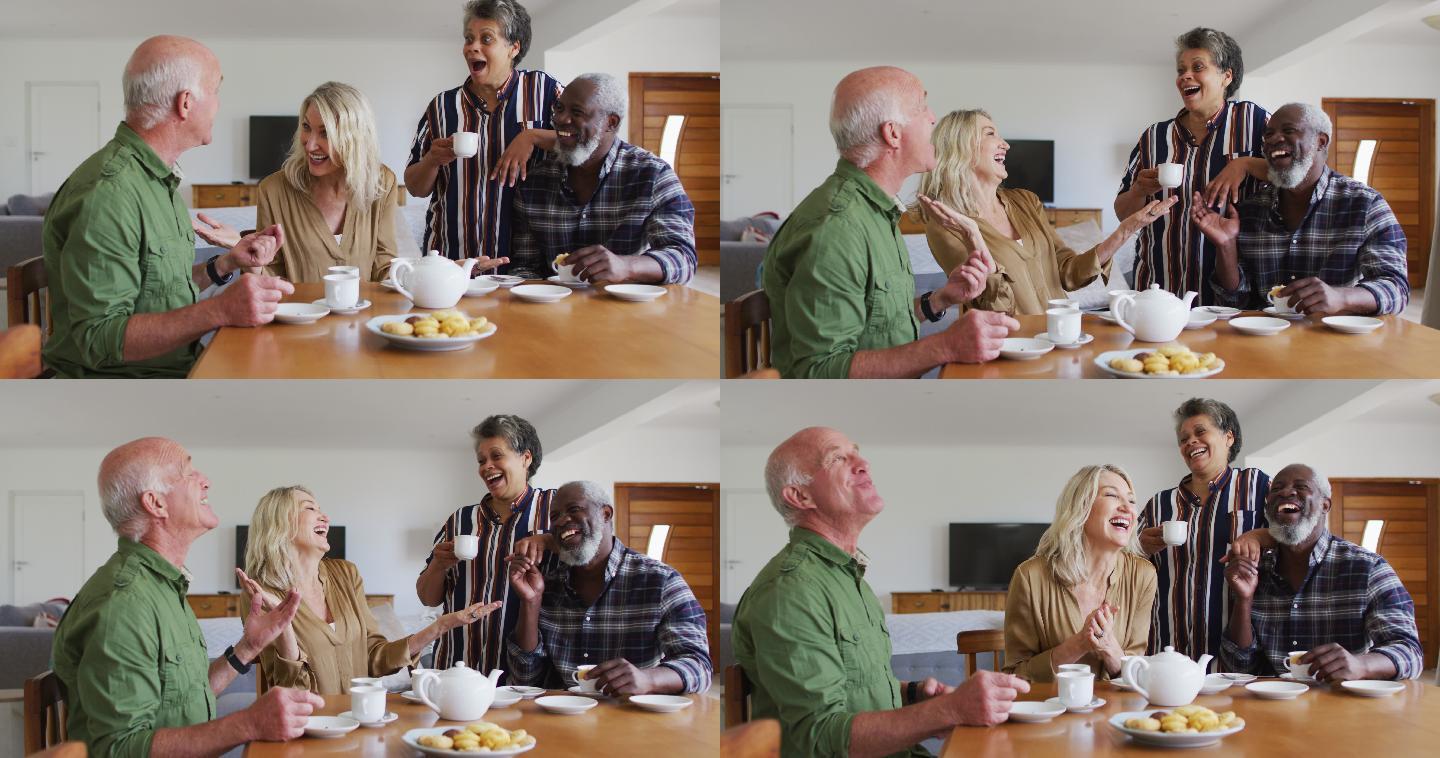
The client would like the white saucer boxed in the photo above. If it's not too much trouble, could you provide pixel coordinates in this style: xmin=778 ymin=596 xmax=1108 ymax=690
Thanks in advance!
xmin=567 ymin=685 xmax=610 ymax=698
xmin=1229 ymin=316 xmax=1291 ymax=336
xmin=1108 ymin=678 xmax=1135 ymax=691
xmin=1246 ymin=680 xmax=1308 ymax=699
xmin=1339 ymin=680 xmax=1405 ymax=698
xmin=1197 ymin=305 xmax=1241 ymax=319
xmin=337 ymin=710 xmax=397 ymax=727
xmin=605 ymin=284 xmax=668 ymax=302
xmin=312 ymin=298 xmax=371 ymax=315
xmin=1199 ymin=673 xmax=1234 ymax=694
xmin=1186 ymin=310 xmax=1219 ymax=329
xmin=999 ymin=337 xmax=1055 ymax=360
xmin=480 ymin=274 xmax=525 ymax=288
xmin=490 ymin=690 xmax=524 ymax=708
xmin=1263 ymin=306 xmax=1306 ymax=320
xmin=1005 ymin=700 xmax=1066 ymax=723
xmin=1321 ymin=315 xmax=1383 ymax=334
xmin=1279 ymin=672 xmax=1321 ymax=684
xmin=1091 ymin=309 xmax=1119 ymax=323
xmin=629 ymin=695 xmax=694 ymax=713
xmin=501 ymin=686 xmax=545 ymax=699
xmin=1035 ymin=332 xmax=1093 ymax=349
xmin=510 ymin=284 xmax=572 ymax=303
xmin=465 ymin=279 xmax=500 ymax=297
xmin=1045 ymin=696 xmax=1105 ymax=713
xmin=273 ymin=302 xmax=329 ymax=324
xmin=400 ymin=690 xmax=423 ymax=703
xmin=535 ymin=695 xmax=599 ymax=715
xmin=303 ymin=716 xmax=359 ymax=738
xmin=547 ymin=275 xmax=590 ymax=288
xmin=1217 ymin=672 xmax=1257 ymax=684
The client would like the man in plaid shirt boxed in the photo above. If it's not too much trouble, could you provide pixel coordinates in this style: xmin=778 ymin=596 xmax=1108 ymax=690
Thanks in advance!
xmin=506 ymin=480 xmax=711 ymax=694
xmin=1221 ymin=463 xmax=1422 ymax=680
xmin=511 ymin=72 xmax=696 ymax=285
xmin=1192 ymin=102 xmax=1409 ymax=316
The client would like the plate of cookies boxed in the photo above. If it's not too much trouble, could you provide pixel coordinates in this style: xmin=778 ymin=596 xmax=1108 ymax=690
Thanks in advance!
xmin=1110 ymin=706 xmax=1245 ymax=748
xmin=402 ymin=723 xmax=536 ymax=756
xmin=1095 ymin=345 xmax=1224 ymax=379
xmin=366 ymin=311 xmax=497 ymax=351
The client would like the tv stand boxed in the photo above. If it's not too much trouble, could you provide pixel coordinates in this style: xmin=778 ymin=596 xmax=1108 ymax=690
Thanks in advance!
xmin=891 ymin=590 xmax=1006 ymax=614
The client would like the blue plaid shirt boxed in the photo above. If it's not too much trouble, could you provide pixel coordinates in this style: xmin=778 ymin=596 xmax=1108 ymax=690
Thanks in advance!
xmin=512 ymin=138 xmax=696 ymax=284
xmin=1214 ymin=167 xmax=1410 ymax=314
xmin=507 ymin=538 xmax=711 ymax=693
xmin=1220 ymin=532 xmax=1422 ymax=679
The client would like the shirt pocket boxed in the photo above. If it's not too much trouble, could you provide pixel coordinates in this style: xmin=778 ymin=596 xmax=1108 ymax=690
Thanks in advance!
xmin=836 ymin=626 xmax=888 ymax=686
xmin=138 ymin=237 xmax=198 ymax=310
xmin=864 ymin=268 xmax=910 ymax=335
xmin=158 ymin=647 xmax=193 ymax=709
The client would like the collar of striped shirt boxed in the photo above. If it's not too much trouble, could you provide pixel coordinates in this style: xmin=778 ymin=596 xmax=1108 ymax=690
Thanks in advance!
xmin=1176 ymin=466 xmax=1236 ymax=507
xmin=457 ymin=70 xmax=520 ymax=114
xmin=1168 ymin=103 xmax=1227 ymax=145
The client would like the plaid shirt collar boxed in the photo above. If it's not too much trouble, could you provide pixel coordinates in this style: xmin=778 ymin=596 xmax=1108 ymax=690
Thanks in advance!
xmin=1257 ymin=166 xmax=1336 ymax=228
xmin=1263 ymin=530 xmax=1335 ymax=589
xmin=545 ymin=535 xmax=629 ymax=590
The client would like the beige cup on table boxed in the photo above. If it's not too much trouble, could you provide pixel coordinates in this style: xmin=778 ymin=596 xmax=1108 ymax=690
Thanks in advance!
xmin=453 ymin=534 xmax=479 ymax=561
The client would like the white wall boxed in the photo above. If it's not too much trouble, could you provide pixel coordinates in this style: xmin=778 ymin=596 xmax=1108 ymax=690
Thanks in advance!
xmin=1250 ymin=421 xmax=1440 ymax=481
xmin=0 ymin=426 xmax=717 ymax=617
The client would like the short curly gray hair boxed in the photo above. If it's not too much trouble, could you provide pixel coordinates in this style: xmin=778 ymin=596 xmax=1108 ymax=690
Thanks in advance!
xmin=471 ymin=414 xmax=543 ymax=478
xmin=830 ymin=87 xmax=911 ymax=169
xmin=763 ymin=448 xmax=812 ymax=527
xmin=1174 ymin=397 xmax=1243 ymax=462
xmin=1175 ymin=27 xmax=1245 ymax=99
xmin=1277 ymin=102 xmax=1333 ymax=140
xmin=463 ymin=0 xmax=534 ymax=65
xmin=571 ymin=73 xmax=627 ymax=121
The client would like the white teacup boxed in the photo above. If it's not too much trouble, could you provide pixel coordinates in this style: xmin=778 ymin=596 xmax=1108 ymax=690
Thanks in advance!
xmin=1158 ymin=162 xmax=1184 ymax=189
xmin=1046 ymin=307 xmax=1081 ymax=345
xmin=351 ymin=677 xmax=381 ymax=689
xmin=1047 ymin=298 xmax=1079 ymax=312
xmin=1268 ymin=287 xmax=1297 ymax=314
xmin=555 ymin=263 xmax=579 ymax=282
xmin=1057 ymin=664 xmax=1091 ymax=674
xmin=454 ymin=534 xmax=479 ymax=561
xmin=1162 ymin=520 xmax=1188 ymax=546
xmin=350 ymin=685 xmax=385 ymax=723
xmin=1107 ymin=289 xmax=1139 ymax=314
xmin=572 ymin=664 xmax=599 ymax=693
xmin=453 ymin=131 xmax=479 ymax=158
xmin=323 ymin=274 xmax=359 ymax=309
xmin=1057 ymin=670 xmax=1095 ymax=708
xmin=328 ymin=265 xmax=360 ymax=280
xmin=1287 ymin=651 xmax=1311 ymax=679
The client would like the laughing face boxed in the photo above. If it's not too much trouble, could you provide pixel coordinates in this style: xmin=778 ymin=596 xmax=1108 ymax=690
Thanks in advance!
xmin=551 ymin=80 xmax=615 ymax=167
xmin=476 ymin=436 xmax=532 ymax=503
xmin=299 ymin=104 xmax=340 ymax=179
xmin=1083 ymin=469 xmax=1137 ymax=550
xmin=1177 ymin=414 xmax=1233 ymax=479
xmin=1263 ymin=105 xmax=1329 ymax=189
xmin=549 ymin=487 xmax=611 ymax=566
xmin=1175 ymin=48 xmax=1231 ymax=117
xmin=1265 ymin=464 xmax=1331 ymax=546
xmin=802 ymin=429 xmax=886 ymax=523
xmin=290 ymin=492 xmax=331 ymax=554
xmin=157 ymin=449 xmax=219 ymax=536
xmin=970 ymin=114 xmax=1010 ymax=184
xmin=463 ymin=17 xmax=519 ymax=89
xmin=899 ymin=81 xmax=938 ymax=173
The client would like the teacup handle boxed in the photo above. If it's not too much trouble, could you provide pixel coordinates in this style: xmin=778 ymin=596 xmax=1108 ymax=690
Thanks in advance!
xmin=391 ymin=259 xmax=416 ymax=303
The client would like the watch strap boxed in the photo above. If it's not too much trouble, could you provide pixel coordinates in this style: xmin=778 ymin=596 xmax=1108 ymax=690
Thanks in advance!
xmin=206 ymin=254 xmax=236 ymax=287
xmin=920 ymin=291 xmax=947 ymax=323
xmin=224 ymin=644 xmax=252 ymax=674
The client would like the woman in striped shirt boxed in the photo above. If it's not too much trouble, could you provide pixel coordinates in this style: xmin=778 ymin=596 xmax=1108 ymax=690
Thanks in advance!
xmin=1137 ymin=397 xmax=1269 ymax=664
xmin=1115 ymin=28 xmax=1270 ymax=306
xmin=405 ymin=0 xmax=563 ymax=268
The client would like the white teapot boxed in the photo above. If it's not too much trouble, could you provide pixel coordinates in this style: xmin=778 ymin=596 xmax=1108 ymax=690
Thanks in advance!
xmin=413 ymin=663 xmax=503 ymax=721
xmin=389 ymin=250 xmax=479 ymax=309
xmin=1121 ymin=646 xmax=1213 ymax=707
xmin=1112 ymin=284 xmax=1197 ymax=342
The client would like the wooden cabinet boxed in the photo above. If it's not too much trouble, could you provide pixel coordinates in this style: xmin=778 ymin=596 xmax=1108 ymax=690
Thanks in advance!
xmin=898 ymin=207 xmax=1102 ymax=235
xmin=192 ymin=183 xmax=258 ymax=208
xmin=891 ymin=591 xmax=1007 ymax=614
xmin=187 ymin=593 xmax=394 ymax=618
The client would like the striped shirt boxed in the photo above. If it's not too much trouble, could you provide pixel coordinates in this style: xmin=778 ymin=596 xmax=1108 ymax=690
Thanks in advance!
xmin=512 ymin=138 xmax=696 ymax=284
xmin=407 ymin=70 xmax=562 ymax=263
xmin=1119 ymin=101 xmax=1269 ymax=306
xmin=1139 ymin=467 xmax=1270 ymax=662
xmin=1214 ymin=167 xmax=1411 ymax=314
xmin=425 ymin=486 xmax=554 ymax=673
xmin=1220 ymin=533 xmax=1422 ymax=680
xmin=506 ymin=537 xmax=712 ymax=693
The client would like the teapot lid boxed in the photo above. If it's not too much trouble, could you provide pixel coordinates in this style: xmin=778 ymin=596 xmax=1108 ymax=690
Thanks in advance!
xmin=1149 ymin=645 xmax=1198 ymax=666
xmin=416 ymin=250 xmax=452 ymax=265
xmin=440 ymin=662 xmax=483 ymax=678
xmin=1136 ymin=284 xmax=1179 ymax=300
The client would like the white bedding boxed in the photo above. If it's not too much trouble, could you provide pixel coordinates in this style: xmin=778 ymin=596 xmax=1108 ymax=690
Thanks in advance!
xmin=885 ymin=610 xmax=1004 ymax=656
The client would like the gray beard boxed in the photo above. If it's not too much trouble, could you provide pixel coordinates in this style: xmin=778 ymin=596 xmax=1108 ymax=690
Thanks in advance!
xmin=1267 ymin=152 xmax=1315 ymax=190
xmin=1269 ymin=510 xmax=1325 ymax=546
xmin=555 ymin=133 xmax=603 ymax=167
xmin=556 ymin=529 xmax=605 ymax=566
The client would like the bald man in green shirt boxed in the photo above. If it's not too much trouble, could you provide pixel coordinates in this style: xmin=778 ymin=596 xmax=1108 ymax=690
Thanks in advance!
xmin=42 ymin=35 xmax=295 ymax=378
xmin=762 ymin=67 xmax=1019 ymax=379
xmin=734 ymin=427 xmax=1031 ymax=757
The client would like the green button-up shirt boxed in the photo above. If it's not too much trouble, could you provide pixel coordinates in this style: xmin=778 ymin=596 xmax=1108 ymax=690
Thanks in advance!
xmin=733 ymin=528 xmax=923 ymax=758
xmin=42 ymin=122 xmax=200 ymax=378
xmin=52 ymin=538 xmax=215 ymax=757
xmin=763 ymin=159 xmax=919 ymax=378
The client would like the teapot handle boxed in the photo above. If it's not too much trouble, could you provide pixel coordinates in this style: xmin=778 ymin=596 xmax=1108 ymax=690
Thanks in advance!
xmin=1112 ymin=294 xmax=1138 ymax=336
xmin=391 ymin=259 xmax=416 ymax=303
xmin=1122 ymin=657 xmax=1150 ymax=702
xmin=414 ymin=670 xmax=440 ymax=714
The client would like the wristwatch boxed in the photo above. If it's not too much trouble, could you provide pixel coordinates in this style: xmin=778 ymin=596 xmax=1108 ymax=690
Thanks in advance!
xmin=206 ymin=254 xmax=236 ymax=287
xmin=223 ymin=644 xmax=252 ymax=675
xmin=920 ymin=291 xmax=948 ymax=322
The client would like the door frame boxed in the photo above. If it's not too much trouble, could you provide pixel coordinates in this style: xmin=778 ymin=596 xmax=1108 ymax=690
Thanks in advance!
xmin=8 ymin=489 xmax=86 ymax=603
xmin=628 ymin=73 xmax=720 ymax=266
xmin=27 ymin=80 xmax=102 ymax=195
xmin=1321 ymin=97 xmax=1436 ymax=288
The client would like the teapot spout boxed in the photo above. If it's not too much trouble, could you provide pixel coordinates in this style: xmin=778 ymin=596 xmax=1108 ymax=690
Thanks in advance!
xmin=1197 ymin=654 xmax=1214 ymax=674
xmin=1182 ymin=291 xmax=1198 ymax=308
xmin=460 ymin=257 xmax=480 ymax=278
xmin=486 ymin=668 xmax=504 ymax=686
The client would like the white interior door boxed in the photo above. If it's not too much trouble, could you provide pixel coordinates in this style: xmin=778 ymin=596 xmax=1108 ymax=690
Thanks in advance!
xmin=721 ymin=105 xmax=793 ymax=218
xmin=720 ymin=489 xmax=788 ymax=605
xmin=11 ymin=492 xmax=86 ymax=605
xmin=29 ymin=82 xmax=101 ymax=195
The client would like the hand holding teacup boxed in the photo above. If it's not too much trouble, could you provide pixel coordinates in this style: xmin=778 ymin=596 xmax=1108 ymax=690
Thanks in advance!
xmin=589 ymin=658 xmax=661 ymax=696
xmin=1277 ymin=277 xmax=1348 ymax=317
xmin=1299 ymin=642 xmax=1371 ymax=682
xmin=1267 ymin=284 xmax=1297 ymax=314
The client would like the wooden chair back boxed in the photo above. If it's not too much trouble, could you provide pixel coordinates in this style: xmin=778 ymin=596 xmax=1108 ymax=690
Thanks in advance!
xmin=24 ymin=670 xmax=68 ymax=753
xmin=723 ymin=663 xmax=755 ymax=729
xmin=956 ymin=629 xmax=1007 ymax=678
xmin=724 ymin=289 xmax=772 ymax=378
xmin=721 ymin=719 xmax=780 ymax=758
xmin=0 ymin=324 xmax=42 ymax=378
xmin=7 ymin=256 xmax=49 ymax=335
xmin=32 ymin=742 xmax=86 ymax=758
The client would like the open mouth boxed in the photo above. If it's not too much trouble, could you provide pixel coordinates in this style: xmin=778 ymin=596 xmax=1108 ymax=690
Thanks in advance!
xmin=1267 ymin=147 xmax=1294 ymax=166
xmin=556 ymin=129 xmax=577 ymax=147
xmin=1108 ymin=516 xmax=1131 ymax=531
xmin=469 ymin=58 xmax=486 ymax=74
xmin=308 ymin=152 xmax=329 ymax=167
xmin=483 ymin=471 xmax=505 ymax=490
xmin=313 ymin=525 xmax=328 ymax=536
xmin=1186 ymin=445 xmax=1209 ymax=463
xmin=1180 ymin=84 xmax=1201 ymax=99
xmin=1275 ymin=501 xmax=1302 ymax=515
xmin=557 ymin=525 xmax=583 ymax=546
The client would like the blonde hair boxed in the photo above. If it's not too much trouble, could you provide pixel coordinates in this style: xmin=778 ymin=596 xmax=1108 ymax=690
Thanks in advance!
xmin=281 ymin=82 xmax=385 ymax=207
xmin=245 ymin=485 xmax=314 ymax=595
xmin=1034 ymin=465 xmax=1142 ymax=587
xmin=916 ymin=109 xmax=992 ymax=217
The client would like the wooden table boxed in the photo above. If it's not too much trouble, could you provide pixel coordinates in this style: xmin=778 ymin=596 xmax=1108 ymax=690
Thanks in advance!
xmin=189 ymin=281 xmax=719 ymax=378
xmin=244 ymin=691 xmax=719 ymax=756
xmin=938 ymin=312 xmax=1440 ymax=378
xmin=940 ymin=679 xmax=1439 ymax=756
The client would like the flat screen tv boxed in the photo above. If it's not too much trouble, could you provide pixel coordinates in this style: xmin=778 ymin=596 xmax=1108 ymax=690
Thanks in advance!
xmin=1002 ymin=139 xmax=1054 ymax=204
xmin=235 ymin=525 xmax=345 ymax=586
xmin=949 ymin=522 xmax=1048 ymax=590
xmin=249 ymin=115 xmax=295 ymax=180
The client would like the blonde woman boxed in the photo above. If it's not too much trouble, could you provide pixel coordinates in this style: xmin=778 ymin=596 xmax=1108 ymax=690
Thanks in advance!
xmin=242 ymin=486 xmax=500 ymax=695
xmin=917 ymin=110 xmax=1175 ymax=315
xmin=1003 ymin=465 xmax=1157 ymax=682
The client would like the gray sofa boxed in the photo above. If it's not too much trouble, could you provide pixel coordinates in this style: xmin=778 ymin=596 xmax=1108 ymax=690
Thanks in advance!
xmin=0 ymin=193 xmax=52 ymax=273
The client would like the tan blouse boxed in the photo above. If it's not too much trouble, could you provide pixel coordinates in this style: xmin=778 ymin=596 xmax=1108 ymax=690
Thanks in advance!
xmin=1003 ymin=552 xmax=1156 ymax=683
xmin=246 ymin=559 xmax=415 ymax=695
xmin=255 ymin=166 xmax=400 ymax=283
xmin=924 ymin=188 xmax=1108 ymax=315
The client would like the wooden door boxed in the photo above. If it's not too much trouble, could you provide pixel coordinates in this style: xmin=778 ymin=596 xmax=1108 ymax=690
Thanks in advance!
xmin=1329 ymin=478 xmax=1439 ymax=668
xmin=1322 ymin=98 xmax=1435 ymax=288
xmin=613 ymin=482 xmax=720 ymax=667
xmin=629 ymin=73 xmax=720 ymax=267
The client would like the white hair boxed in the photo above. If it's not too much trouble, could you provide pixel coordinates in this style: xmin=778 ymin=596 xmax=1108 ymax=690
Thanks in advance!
xmin=763 ymin=450 xmax=811 ymax=527
xmin=830 ymin=86 xmax=911 ymax=169
xmin=1295 ymin=463 xmax=1332 ymax=499
xmin=124 ymin=52 xmax=206 ymax=130
xmin=564 ymin=480 xmax=613 ymax=510
xmin=98 ymin=455 xmax=176 ymax=542
xmin=1280 ymin=102 xmax=1333 ymax=141
xmin=572 ymin=73 xmax=626 ymax=121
